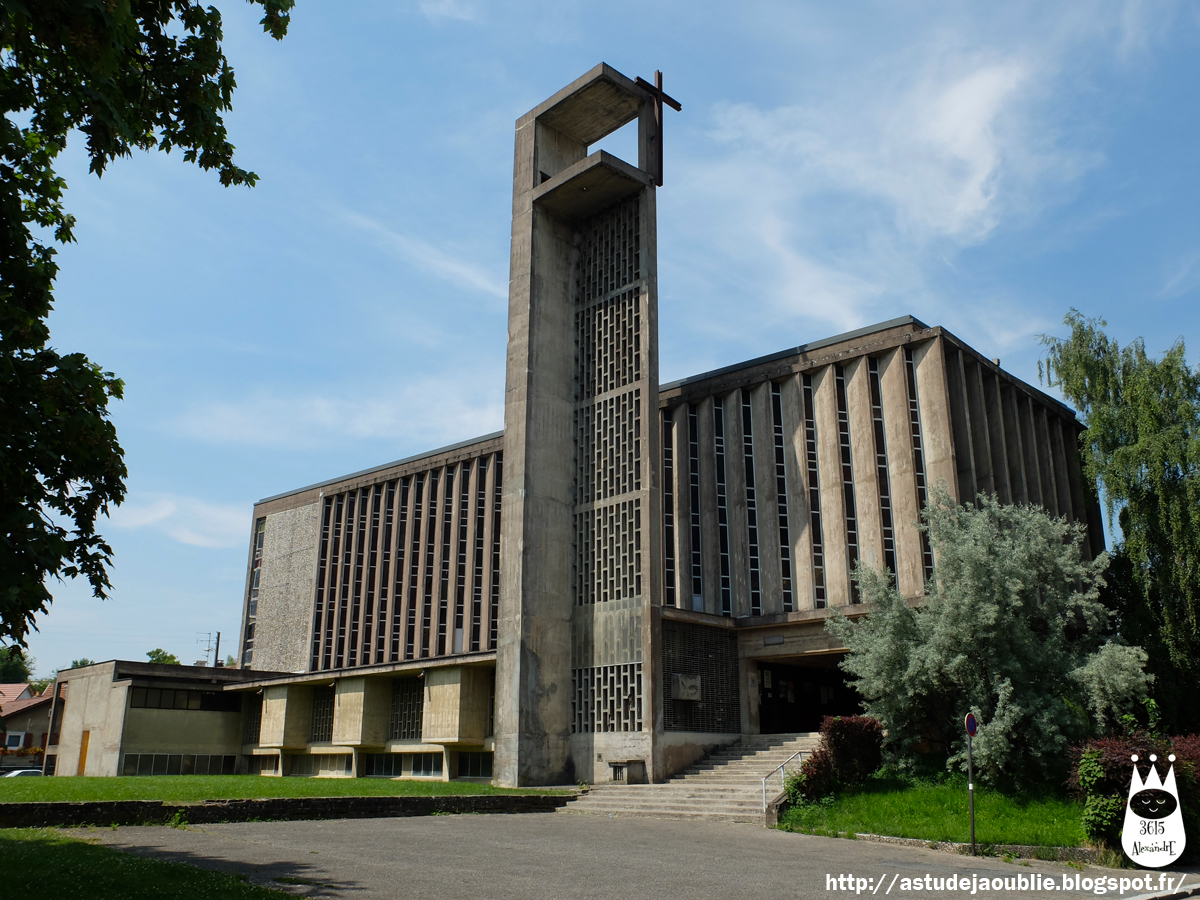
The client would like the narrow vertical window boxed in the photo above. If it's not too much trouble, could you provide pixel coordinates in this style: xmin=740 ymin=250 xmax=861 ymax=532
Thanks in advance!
xmin=347 ymin=488 xmax=369 ymax=667
xmin=741 ymin=389 xmax=762 ymax=616
xmin=421 ymin=469 xmax=440 ymax=658
xmin=436 ymin=467 xmax=454 ymax=656
xmin=454 ymin=461 xmax=471 ymax=654
xmin=771 ymin=383 xmax=793 ymax=612
xmin=389 ymin=478 xmax=410 ymax=662
xmin=662 ymin=409 xmax=677 ymax=608
xmin=311 ymin=500 xmax=332 ymax=670
xmin=714 ymin=399 xmax=732 ymax=617
xmin=905 ymin=348 xmax=935 ymax=580
xmin=243 ymin=518 xmax=265 ymax=667
xmin=867 ymin=359 xmax=897 ymax=577
xmin=471 ymin=459 xmax=488 ymax=651
xmin=375 ymin=481 xmax=395 ymax=664
xmin=802 ymin=375 xmax=827 ymax=609
xmin=835 ymin=366 xmax=861 ymax=603
xmin=335 ymin=491 xmax=357 ymax=668
xmin=688 ymin=406 xmax=703 ymax=611
xmin=405 ymin=475 xmax=425 ymax=660
xmin=323 ymin=495 xmax=344 ymax=669
xmin=360 ymin=485 xmax=382 ymax=666
xmin=489 ymin=453 xmax=503 ymax=650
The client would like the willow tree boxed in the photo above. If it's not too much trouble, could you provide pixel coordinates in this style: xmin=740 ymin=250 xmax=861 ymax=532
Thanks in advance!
xmin=1040 ymin=311 xmax=1200 ymax=730
xmin=0 ymin=1 xmax=293 ymax=650
xmin=828 ymin=490 xmax=1151 ymax=785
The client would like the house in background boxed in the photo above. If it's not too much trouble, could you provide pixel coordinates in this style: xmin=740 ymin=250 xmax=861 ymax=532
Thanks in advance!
xmin=0 ymin=684 xmax=52 ymax=770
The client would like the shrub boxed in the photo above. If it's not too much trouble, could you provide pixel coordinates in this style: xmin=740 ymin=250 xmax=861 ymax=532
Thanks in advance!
xmin=1068 ymin=731 xmax=1200 ymax=849
xmin=828 ymin=490 xmax=1152 ymax=787
xmin=824 ymin=715 xmax=884 ymax=784
xmin=785 ymin=715 xmax=883 ymax=804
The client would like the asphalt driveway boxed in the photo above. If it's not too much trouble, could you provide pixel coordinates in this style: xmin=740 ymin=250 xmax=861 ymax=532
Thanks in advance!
xmin=91 ymin=812 xmax=1200 ymax=900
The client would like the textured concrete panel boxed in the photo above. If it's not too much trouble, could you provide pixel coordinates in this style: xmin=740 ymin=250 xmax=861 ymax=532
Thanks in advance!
xmin=254 ymin=504 xmax=320 ymax=674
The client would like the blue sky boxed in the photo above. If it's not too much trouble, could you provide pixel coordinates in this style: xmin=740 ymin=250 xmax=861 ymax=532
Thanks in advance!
xmin=24 ymin=1 xmax=1200 ymax=675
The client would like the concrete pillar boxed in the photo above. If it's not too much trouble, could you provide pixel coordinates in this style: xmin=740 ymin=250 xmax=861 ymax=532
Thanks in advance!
xmin=1017 ymin=395 xmax=1045 ymax=508
xmin=845 ymin=357 xmax=883 ymax=573
xmin=982 ymin=370 xmax=1012 ymax=503
xmin=1049 ymin=415 xmax=1075 ymax=521
xmin=1033 ymin=406 xmax=1060 ymax=517
xmin=879 ymin=348 xmax=922 ymax=598
xmin=259 ymin=684 xmax=313 ymax=750
xmin=1000 ymin=385 xmax=1028 ymax=505
xmin=963 ymin=358 xmax=995 ymax=499
xmin=813 ymin=366 xmax=850 ymax=607
xmin=913 ymin=339 xmax=958 ymax=580
xmin=780 ymin=374 xmax=815 ymax=611
xmin=944 ymin=346 xmax=978 ymax=504
xmin=332 ymin=676 xmax=391 ymax=747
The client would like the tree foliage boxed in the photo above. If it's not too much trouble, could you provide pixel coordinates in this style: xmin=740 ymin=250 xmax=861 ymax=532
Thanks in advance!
xmin=0 ymin=1 xmax=293 ymax=649
xmin=828 ymin=489 xmax=1151 ymax=786
xmin=0 ymin=646 xmax=31 ymax=682
xmin=145 ymin=648 xmax=180 ymax=665
xmin=1040 ymin=311 xmax=1200 ymax=730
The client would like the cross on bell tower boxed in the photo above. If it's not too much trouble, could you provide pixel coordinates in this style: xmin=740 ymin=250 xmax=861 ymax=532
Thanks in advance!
xmin=635 ymin=70 xmax=683 ymax=187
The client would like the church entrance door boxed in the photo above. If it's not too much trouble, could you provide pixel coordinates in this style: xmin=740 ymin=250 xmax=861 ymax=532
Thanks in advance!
xmin=757 ymin=660 xmax=860 ymax=733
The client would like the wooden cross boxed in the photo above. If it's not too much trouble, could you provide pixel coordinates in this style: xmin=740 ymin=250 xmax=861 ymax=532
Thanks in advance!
xmin=635 ymin=70 xmax=682 ymax=187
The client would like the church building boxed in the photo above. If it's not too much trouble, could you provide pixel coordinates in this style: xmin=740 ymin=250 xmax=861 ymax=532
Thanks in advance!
xmin=45 ymin=65 xmax=1101 ymax=785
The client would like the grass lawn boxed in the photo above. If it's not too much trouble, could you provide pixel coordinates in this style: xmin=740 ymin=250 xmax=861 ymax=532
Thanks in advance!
xmin=0 ymin=827 xmax=288 ymax=899
xmin=778 ymin=772 xmax=1086 ymax=848
xmin=0 ymin=775 xmax=568 ymax=804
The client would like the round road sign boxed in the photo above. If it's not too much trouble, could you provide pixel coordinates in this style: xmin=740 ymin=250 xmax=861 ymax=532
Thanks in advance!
xmin=965 ymin=713 xmax=978 ymax=737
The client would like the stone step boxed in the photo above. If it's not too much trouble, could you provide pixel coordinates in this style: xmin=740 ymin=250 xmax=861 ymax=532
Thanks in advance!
xmin=561 ymin=807 xmax=765 ymax=824
xmin=565 ymin=799 xmax=765 ymax=814
xmin=560 ymin=733 xmax=822 ymax=824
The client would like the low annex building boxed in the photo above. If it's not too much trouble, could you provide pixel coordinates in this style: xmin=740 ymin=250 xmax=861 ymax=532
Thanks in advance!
xmin=45 ymin=65 xmax=1102 ymax=784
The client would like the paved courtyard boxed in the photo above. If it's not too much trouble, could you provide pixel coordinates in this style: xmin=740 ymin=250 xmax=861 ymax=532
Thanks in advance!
xmin=93 ymin=813 xmax=1198 ymax=900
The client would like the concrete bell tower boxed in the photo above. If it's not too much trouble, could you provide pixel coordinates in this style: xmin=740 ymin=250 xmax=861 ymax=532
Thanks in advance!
xmin=495 ymin=64 xmax=679 ymax=786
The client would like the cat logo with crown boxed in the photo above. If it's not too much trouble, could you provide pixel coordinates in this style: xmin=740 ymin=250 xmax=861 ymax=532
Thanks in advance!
xmin=1122 ymin=753 xmax=1186 ymax=866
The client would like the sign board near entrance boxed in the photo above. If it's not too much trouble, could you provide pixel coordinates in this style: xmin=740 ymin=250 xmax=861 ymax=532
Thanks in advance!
xmin=670 ymin=674 xmax=701 ymax=701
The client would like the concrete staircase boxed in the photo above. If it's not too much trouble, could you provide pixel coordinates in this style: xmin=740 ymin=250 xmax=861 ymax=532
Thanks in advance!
xmin=559 ymin=733 xmax=819 ymax=825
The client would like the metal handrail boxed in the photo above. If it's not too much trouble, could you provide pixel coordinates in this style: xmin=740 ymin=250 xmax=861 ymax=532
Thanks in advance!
xmin=762 ymin=750 xmax=804 ymax=811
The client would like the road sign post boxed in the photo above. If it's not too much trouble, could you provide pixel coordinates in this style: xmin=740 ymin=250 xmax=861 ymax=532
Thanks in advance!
xmin=965 ymin=713 xmax=978 ymax=856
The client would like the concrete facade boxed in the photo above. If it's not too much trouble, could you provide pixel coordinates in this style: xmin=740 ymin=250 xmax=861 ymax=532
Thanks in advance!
xmin=42 ymin=66 xmax=1102 ymax=785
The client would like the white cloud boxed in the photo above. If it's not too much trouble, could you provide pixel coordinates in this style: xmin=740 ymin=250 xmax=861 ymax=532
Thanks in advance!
xmin=170 ymin=369 xmax=505 ymax=452
xmin=418 ymin=0 xmax=478 ymax=22
xmin=340 ymin=210 xmax=506 ymax=301
xmin=108 ymin=494 xmax=248 ymax=549
xmin=666 ymin=9 xmax=1140 ymax=340
xmin=1160 ymin=250 xmax=1200 ymax=299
